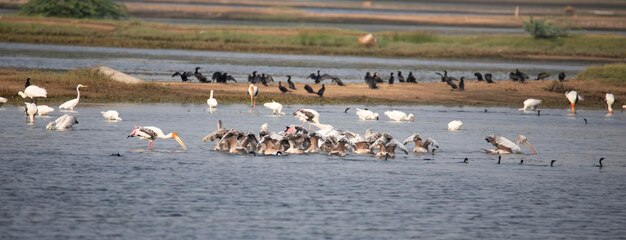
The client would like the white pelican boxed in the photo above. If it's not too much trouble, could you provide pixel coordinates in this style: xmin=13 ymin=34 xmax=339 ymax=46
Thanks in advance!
xmin=263 ymin=100 xmax=285 ymax=115
xmin=207 ymin=90 xmax=217 ymax=109
xmin=18 ymin=85 xmax=47 ymax=102
xmin=36 ymin=105 xmax=54 ymax=116
xmin=24 ymin=102 xmax=37 ymax=123
xmin=59 ymin=84 xmax=87 ymax=111
xmin=483 ymin=134 xmax=536 ymax=155
xmin=128 ymin=126 xmax=187 ymax=150
xmin=0 ymin=97 xmax=7 ymax=107
xmin=101 ymin=110 xmax=122 ymax=121
xmin=384 ymin=110 xmax=414 ymax=122
xmin=605 ymin=93 xmax=615 ymax=113
xmin=46 ymin=114 xmax=78 ymax=130
xmin=355 ymin=108 xmax=379 ymax=120
xmin=403 ymin=133 xmax=439 ymax=153
xmin=519 ymin=98 xmax=542 ymax=111
xmin=294 ymin=109 xmax=320 ymax=129
xmin=565 ymin=90 xmax=583 ymax=113
xmin=248 ymin=84 xmax=258 ymax=108
xmin=447 ymin=120 xmax=463 ymax=131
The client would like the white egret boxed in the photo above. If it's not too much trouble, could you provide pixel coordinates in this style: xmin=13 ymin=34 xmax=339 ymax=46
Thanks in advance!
xmin=59 ymin=84 xmax=87 ymax=111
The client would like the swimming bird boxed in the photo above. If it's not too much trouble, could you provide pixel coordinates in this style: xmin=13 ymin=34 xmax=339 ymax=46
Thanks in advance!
xmin=194 ymin=67 xmax=208 ymax=82
xmin=24 ymin=102 xmax=37 ymax=123
xmin=497 ymin=155 xmax=501 ymax=164
xmin=278 ymin=82 xmax=290 ymax=93
xmin=304 ymin=84 xmax=315 ymax=94
xmin=558 ymin=72 xmax=566 ymax=81
xmin=46 ymin=114 xmax=78 ymax=130
xmin=316 ymin=84 xmax=325 ymax=97
xmin=248 ymin=84 xmax=259 ymax=108
xmin=483 ymin=135 xmax=537 ymax=154
xmin=519 ymin=98 xmax=542 ymax=111
xmin=397 ymin=71 xmax=405 ymax=82
xmin=406 ymin=72 xmax=417 ymax=83
xmin=128 ymin=126 xmax=187 ymax=150
xmin=36 ymin=105 xmax=54 ymax=116
xmin=550 ymin=160 xmax=556 ymax=167
xmin=263 ymin=100 xmax=285 ymax=115
xmin=172 ymin=71 xmax=192 ymax=82
xmin=594 ymin=157 xmax=605 ymax=168
xmin=519 ymin=159 xmax=524 ymax=165
xmin=388 ymin=72 xmax=394 ymax=84
xmin=565 ymin=90 xmax=583 ymax=113
xmin=0 ymin=97 xmax=7 ymax=107
xmin=356 ymin=108 xmax=379 ymax=120
xmin=294 ymin=109 xmax=320 ymax=129
xmin=202 ymin=120 xmax=229 ymax=151
xmin=536 ymin=72 xmax=550 ymax=80
xmin=474 ymin=72 xmax=483 ymax=81
xmin=207 ymin=90 xmax=218 ymax=109
xmin=403 ymin=133 xmax=439 ymax=153
xmin=384 ymin=110 xmax=414 ymax=122
xmin=484 ymin=73 xmax=494 ymax=83
xmin=101 ymin=110 xmax=122 ymax=121
xmin=584 ymin=118 xmax=588 ymax=124
xmin=344 ymin=107 xmax=350 ymax=113
xmin=458 ymin=77 xmax=465 ymax=91
xmin=18 ymin=85 xmax=47 ymax=103
xmin=605 ymin=93 xmax=615 ymax=113
xmin=463 ymin=158 xmax=469 ymax=163
xmin=59 ymin=84 xmax=87 ymax=112
xmin=447 ymin=120 xmax=463 ymax=131
xmin=286 ymin=76 xmax=296 ymax=90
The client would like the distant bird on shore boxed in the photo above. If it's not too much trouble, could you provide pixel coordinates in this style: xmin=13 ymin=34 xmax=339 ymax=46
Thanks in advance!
xmin=287 ymin=76 xmax=296 ymax=90
xmin=24 ymin=78 xmax=31 ymax=88
xmin=458 ymin=77 xmax=465 ymax=91
xmin=101 ymin=110 xmax=122 ymax=121
xmin=364 ymin=72 xmax=378 ymax=89
xmin=212 ymin=72 xmax=237 ymax=83
xmin=37 ymin=105 xmax=54 ymax=116
xmin=519 ymin=98 xmax=542 ymax=111
xmin=59 ymin=84 xmax=87 ymax=112
xmin=317 ymin=84 xmax=326 ymax=97
xmin=248 ymin=84 xmax=259 ymax=108
xmin=436 ymin=70 xmax=457 ymax=82
xmin=558 ymin=72 xmax=566 ymax=81
xmin=565 ymin=90 xmax=583 ymax=113
xmin=308 ymin=70 xmax=341 ymax=84
xmin=605 ymin=93 xmax=615 ymax=113
xmin=278 ymin=82 xmax=290 ymax=93
xmin=263 ymin=100 xmax=285 ymax=115
xmin=172 ymin=71 xmax=192 ymax=82
xmin=0 ymin=97 xmax=7 ymax=107
xmin=194 ymin=67 xmax=208 ymax=82
xmin=304 ymin=84 xmax=316 ymax=94
xmin=397 ymin=71 xmax=405 ymax=82
xmin=536 ymin=72 xmax=550 ymax=80
xmin=388 ymin=72 xmax=395 ymax=84
xmin=485 ymin=73 xmax=494 ymax=83
xmin=514 ymin=69 xmax=529 ymax=82
xmin=207 ymin=90 xmax=218 ymax=109
xmin=25 ymin=102 xmax=37 ymax=124
xmin=448 ymin=120 xmax=463 ymax=131
xmin=46 ymin=114 xmax=78 ymax=130
xmin=128 ymin=126 xmax=187 ymax=150
xmin=474 ymin=72 xmax=483 ymax=81
xmin=407 ymin=72 xmax=417 ymax=83
xmin=445 ymin=78 xmax=458 ymax=90
xmin=384 ymin=110 xmax=414 ymax=122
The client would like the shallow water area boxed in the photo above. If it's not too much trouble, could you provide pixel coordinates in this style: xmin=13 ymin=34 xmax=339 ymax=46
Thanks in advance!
xmin=1 ymin=104 xmax=625 ymax=239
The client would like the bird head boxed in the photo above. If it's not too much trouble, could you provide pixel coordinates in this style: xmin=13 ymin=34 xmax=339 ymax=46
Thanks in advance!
xmin=78 ymin=84 xmax=88 ymax=88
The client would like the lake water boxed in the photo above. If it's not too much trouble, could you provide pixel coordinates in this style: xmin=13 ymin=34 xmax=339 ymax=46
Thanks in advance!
xmin=0 ymin=42 xmax=597 ymax=84
xmin=1 ymin=104 xmax=625 ymax=239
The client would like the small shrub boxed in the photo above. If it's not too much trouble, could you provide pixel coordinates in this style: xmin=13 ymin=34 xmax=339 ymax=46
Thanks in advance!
xmin=21 ymin=0 xmax=128 ymax=19
xmin=523 ymin=17 xmax=567 ymax=39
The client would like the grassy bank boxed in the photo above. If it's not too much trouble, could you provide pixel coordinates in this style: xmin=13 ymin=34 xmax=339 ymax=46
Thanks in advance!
xmin=1 ymin=67 xmax=624 ymax=109
xmin=0 ymin=16 xmax=625 ymax=61
xmin=576 ymin=63 xmax=626 ymax=84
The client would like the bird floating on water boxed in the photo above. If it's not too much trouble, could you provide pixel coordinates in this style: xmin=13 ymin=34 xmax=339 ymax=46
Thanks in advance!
xmin=483 ymin=135 xmax=537 ymax=155
xmin=37 ymin=105 xmax=54 ymax=116
xmin=101 ymin=110 xmax=122 ymax=121
xmin=384 ymin=110 xmax=414 ymax=122
xmin=356 ymin=108 xmax=379 ymax=120
xmin=447 ymin=120 xmax=463 ymax=131
xmin=46 ymin=114 xmax=79 ymax=130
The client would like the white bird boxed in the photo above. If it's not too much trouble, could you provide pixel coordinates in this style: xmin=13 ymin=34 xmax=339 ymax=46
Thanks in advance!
xmin=101 ymin=110 xmax=122 ymax=121
xmin=128 ymin=126 xmax=187 ymax=150
xmin=565 ymin=90 xmax=583 ymax=113
xmin=18 ymin=85 xmax=47 ymax=102
xmin=294 ymin=109 xmax=320 ymax=129
xmin=483 ymin=135 xmax=536 ymax=155
xmin=0 ymin=97 xmax=7 ymax=107
xmin=207 ymin=90 xmax=218 ymax=109
xmin=36 ymin=105 xmax=54 ymax=116
xmin=447 ymin=120 xmax=463 ymax=131
xmin=518 ymin=98 xmax=542 ymax=111
xmin=605 ymin=93 xmax=615 ymax=113
xmin=248 ymin=84 xmax=258 ymax=108
xmin=263 ymin=100 xmax=285 ymax=115
xmin=46 ymin=114 xmax=78 ymax=130
xmin=384 ymin=110 xmax=414 ymax=122
xmin=355 ymin=108 xmax=379 ymax=120
xmin=59 ymin=84 xmax=87 ymax=112
xmin=24 ymin=102 xmax=37 ymax=123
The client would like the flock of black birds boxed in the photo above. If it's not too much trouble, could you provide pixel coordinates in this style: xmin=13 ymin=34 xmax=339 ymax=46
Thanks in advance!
xmin=172 ymin=67 xmax=237 ymax=83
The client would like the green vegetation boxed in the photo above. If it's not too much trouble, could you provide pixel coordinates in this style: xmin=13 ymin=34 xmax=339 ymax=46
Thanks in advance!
xmin=523 ymin=17 xmax=568 ymax=39
xmin=21 ymin=0 xmax=127 ymax=19
xmin=576 ymin=63 xmax=626 ymax=84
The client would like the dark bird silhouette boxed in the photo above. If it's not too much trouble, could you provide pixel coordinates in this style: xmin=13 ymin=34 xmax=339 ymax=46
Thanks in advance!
xmin=594 ymin=157 xmax=605 ymax=168
xmin=550 ymin=160 xmax=556 ymax=167
xmin=212 ymin=72 xmax=237 ymax=83
xmin=484 ymin=73 xmax=494 ymax=83
xmin=584 ymin=118 xmax=588 ymax=124
xmin=260 ymin=74 xmax=269 ymax=86
xmin=474 ymin=72 xmax=483 ymax=81
xmin=25 ymin=78 xmax=31 ymax=88
xmin=515 ymin=69 xmax=529 ymax=82
xmin=332 ymin=78 xmax=345 ymax=86
xmin=308 ymin=70 xmax=341 ymax=85
xmin=287 ymin=75 xmax=296 ymax=90
xmin=278 ymin=81 xmax=289 ymax=93
xmin=110 ymin=153 xmax=122 ymax=157
xmin=397 ymin=71 xmax=405 ymax=82
xmin=509 ymin=72 xmax=519 ymax=81
xmin=497 ymin=155 xmax=501 ymax=164
xmin=520 ymin=159 xmax=524 ymax=165
xmin=194 ymin=67 xmax=209 ymax=82
xmin=458 ymin=77 xmax=465 ymax=91
xmin=364 ymin=72 xmax=378 ymax=89
xmin=344 ymin=107 xmax=350 ymax=113
xmin=316 ymin=84 xmax=325 ymax=97
xmin=388 ymin=72 xmax=394 ymax=84
xmin=558 ymin=72 xmax=566 ymax=81
xmin=172 ymin=71 xmax=192 ymax=82
xmin=407 ymin=71 xmax=417 ymax=83
xmin=436 ymin=70 xmax=456 ymax=82
xmin=372 ymin=72 xmax=384 ymax=83
xmin=304 ymin=84 xmax=315 ymax=94
xmin=445 ymin=78 xmax=458 ymax=90
xmin=463 ymin=158 xmax=469 ymax=163
xmin=537 ymin=110 xmax=541 ymax=116
xmin=536 ymin=72 xmax=550 ymax=80
xmin=248 ymin=71 xmax=259 ymax=83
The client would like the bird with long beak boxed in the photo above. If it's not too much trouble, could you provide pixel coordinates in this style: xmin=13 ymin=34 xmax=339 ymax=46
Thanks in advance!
xmin=128 ymin=126 xmax=187 ymax=150
xmin=248 ymin=84 xmax=259 ymax=108
xmin=24 ymin=102 xmax=37 ymax=124
xmin=605 ymin=93 xmax=615 ymax=114
xmin=565 ymin=90 xmax=583 ymax=113
xmin=483 ymin=134 xmax=536 ymax=154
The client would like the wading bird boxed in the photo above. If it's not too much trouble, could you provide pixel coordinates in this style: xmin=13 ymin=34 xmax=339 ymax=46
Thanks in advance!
xmin=18 ymin=85 xmax=47 ymax=103
xmin=207 ymin=90 xmax=218 ymax=109
xmin=448 ymin=120 xmax=463 ymax=131
xmin=128 ymin=126 xmax=187 ymax=150
xmin=101 ymin=110 xmax=122 ymax=121
xmin=605 ymin=93 xmax=615 ymax=113
xmin=248 ymin=84 xmax=259 ymax=108
xmin=565 ymin=90 xmax=583 ymax=113
xmin=294 ymin=109 xmax=320 ymax=129
xmin=59 ymin=84 xmax=87 ymax=112
xmin=46 ymin=114 xmax=78 ymax=130
xmin=356 ymin=108 xmax=379 ymax=120
xmin=37 ymin=105 xmax=54 ymax=116
xmin=483 ymin=135 xmax=537 ymax=154
xmin=519 ymin=98 xmax=542 ymax=111
xmin=384 ymin=110 xmax=414 ymax=122
xmin=0 ymin=97 xmax=7 ymax=107
xmin=24 ymin=102 xmax=37 ymax=123
xmin=263 ymin=100 xmax=285 ymax=115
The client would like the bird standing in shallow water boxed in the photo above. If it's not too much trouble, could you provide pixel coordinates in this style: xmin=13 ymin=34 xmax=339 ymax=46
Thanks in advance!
xmin=207 ymin=90 xmax=218 ymax=109
xmin=565 ymin=90 xmax=583 ymax=113
xmin=128 ymin=126 xmax=187 ymax=150
xmin=59 ymin=84 xmax=87 ymax=112
xmin=248 ymin=84 xmax=259 ymax=108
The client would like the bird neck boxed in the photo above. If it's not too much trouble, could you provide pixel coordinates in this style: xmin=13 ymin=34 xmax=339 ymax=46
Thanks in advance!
xmin=210 ymin=90 xmax=214 ymax=99
xmin=76 ymin=86 xmax=81 ymax=100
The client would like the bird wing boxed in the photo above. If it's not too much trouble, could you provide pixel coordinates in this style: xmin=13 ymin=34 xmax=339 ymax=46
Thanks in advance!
xmin=59 ymin=99 xmax=78 ymax=109
xmin=403 ymin=134 xmax=419 ymax=145
xmin=494 ymin=136 xmax=520 ymax=153
xmin=25 ymin=85 xmax=47 ymax=97
xmin=391 ymin=139 xmax=409 ymax=154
